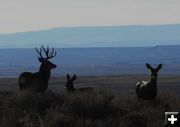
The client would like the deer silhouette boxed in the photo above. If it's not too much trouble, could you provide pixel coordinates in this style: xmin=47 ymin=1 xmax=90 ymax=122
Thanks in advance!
xmin=18 ymin=45 xmax=57 ymax=93
xmin=65 ymin=74 xmax=93 ymax=92
xmin=136 ymin=63 xmax=162 ymax=100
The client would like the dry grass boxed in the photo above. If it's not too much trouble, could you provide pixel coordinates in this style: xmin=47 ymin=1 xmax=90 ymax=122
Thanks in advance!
xmin=0 ymin=89 xmax=180 ymax=127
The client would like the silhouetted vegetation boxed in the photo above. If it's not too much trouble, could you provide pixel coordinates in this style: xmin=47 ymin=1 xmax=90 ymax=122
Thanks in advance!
xmin=0 ymin=90 xmax=179 ymax=127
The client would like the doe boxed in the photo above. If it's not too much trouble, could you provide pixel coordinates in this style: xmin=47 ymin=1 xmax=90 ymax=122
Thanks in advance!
xmin=65 ymin=74 xmax=94 ymax=92
xmin=136 ymin=63 xmax=162 ymax=100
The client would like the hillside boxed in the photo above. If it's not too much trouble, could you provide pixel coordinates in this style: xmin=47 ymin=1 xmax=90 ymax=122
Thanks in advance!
xmin=0 ymin=24 xmax=180 ymax=48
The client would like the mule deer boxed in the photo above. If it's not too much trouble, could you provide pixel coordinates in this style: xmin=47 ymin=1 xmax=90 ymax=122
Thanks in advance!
xmin=18 ymin=45 xmax=57 ymax=93
xmin=136 ymin=63 xmax=162 ymax=100
xmin=65 ymin=74 xmax=93 ymax=92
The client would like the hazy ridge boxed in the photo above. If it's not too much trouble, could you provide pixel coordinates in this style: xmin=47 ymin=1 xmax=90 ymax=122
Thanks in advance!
xmin=0 ymin=24 xmax=180 ymax=48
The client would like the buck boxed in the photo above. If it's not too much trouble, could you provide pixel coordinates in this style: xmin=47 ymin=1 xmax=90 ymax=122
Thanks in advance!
xmin=65 ymin=74 xmax=93 ymax=92
xmin=136 ymin=63 xmax=162 ymax=100
xmin=18 ymin=45 xmax=57 ymax=93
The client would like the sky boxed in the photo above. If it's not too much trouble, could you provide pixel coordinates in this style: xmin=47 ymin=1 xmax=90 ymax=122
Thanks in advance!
xmin=0 ymin=0 xmax=180 ymax=33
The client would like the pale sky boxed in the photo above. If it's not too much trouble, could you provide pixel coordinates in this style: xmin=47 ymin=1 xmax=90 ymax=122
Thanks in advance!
xmin=0 ymin=0 xmax=180 ymax=33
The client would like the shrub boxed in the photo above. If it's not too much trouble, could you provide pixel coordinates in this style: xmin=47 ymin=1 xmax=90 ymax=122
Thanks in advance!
xmin=0 ymin=90 xmax=180 ymax=127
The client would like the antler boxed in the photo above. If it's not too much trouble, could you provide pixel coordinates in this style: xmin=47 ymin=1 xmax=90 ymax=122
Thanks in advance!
xmin=35 ymin=45 xmax=56 ymax=60
xmin=35 ymin=47 xmax=43 ymax=59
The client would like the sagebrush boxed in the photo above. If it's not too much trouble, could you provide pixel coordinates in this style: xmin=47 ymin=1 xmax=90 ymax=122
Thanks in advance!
xmin=0 ymin=90 xmax=179 ymax=127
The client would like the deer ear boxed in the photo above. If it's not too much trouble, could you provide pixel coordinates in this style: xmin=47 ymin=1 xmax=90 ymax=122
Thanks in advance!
xmin=72 ymin=75 xmax=76 ymax=81
xmin=146 ymin=63 xmax=153 ymax=70
xmin=157 ymin=64 xmax=162 ymax=71
xmin=38 ymin=57 xmax=43 ymax=62
xmin=66 ymin=74 xmax=71 ymax=81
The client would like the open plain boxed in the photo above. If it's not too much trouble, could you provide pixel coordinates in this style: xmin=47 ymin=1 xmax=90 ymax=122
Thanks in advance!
xmin=0 ymin=74 xmax=179 ymax=96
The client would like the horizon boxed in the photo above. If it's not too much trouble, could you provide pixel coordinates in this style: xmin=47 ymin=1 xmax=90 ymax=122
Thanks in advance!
xmin=1 ymin=1 xmax=180 ymax=48
xmin=0 ymin=44 xmax=180 ymax=49
xmin=0 ymin=24 xmax=180 ymax=48
xmin=0 ymin=23 xmax=180 ymax=35
xmin=0 ymin=0 xmax=180 ymax=34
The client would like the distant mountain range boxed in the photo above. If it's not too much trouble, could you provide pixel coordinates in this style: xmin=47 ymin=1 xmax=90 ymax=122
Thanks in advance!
xmin=0 ymin=24 xmax=180 ymax=48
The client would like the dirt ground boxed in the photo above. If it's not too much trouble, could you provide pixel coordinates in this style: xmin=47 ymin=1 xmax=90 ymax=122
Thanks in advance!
xmin=0 ymin=74 xmax=180 ymax=96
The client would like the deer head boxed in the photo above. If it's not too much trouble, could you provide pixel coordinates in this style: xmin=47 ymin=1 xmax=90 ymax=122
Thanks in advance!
xmin=146 ymin=63 xmax=162 ymax=79
xmin=65 ymin=74 xmax=76 ymax=92
xmin=35 ymin=45 xmax=57 ymax=70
